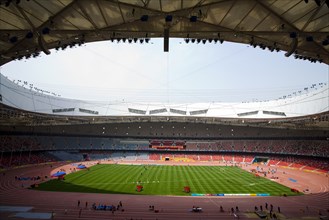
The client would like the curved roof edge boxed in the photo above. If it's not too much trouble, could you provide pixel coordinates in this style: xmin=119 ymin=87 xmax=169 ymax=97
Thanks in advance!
xmin=1 ymin=74 xmax=328 ymax=119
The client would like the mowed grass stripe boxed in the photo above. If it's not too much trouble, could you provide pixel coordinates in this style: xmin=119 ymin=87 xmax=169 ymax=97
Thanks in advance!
xmin=171 ymin=165 xmax=179 ymax=194
xmin=181 ymin=166 xmax=190 ymax=187
xmin=183 ymin=166 xmax=196 ymax=193
xmin=197 ymin=166 xmax=214 ymax=193
xmin=204 ymin=166 xmax=223 ymax=192
xmin=165 ymin=166 xmax=173 ymax=194
xmin=144 ymin=166 xmax=156 ymax=193
xmin=192 ymin=166 xmax=206 ymax=193
xmin=207 ymin=168 xmax=224 ymax=192
xmin=36 ymin=164 xmax=301 ymax=196
xmin=188 ymin=166 xmax=207 ymax=193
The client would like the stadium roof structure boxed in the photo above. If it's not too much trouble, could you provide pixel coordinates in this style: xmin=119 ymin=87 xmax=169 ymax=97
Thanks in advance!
xmin=1 ymin=74 xmax=328 ymax=119
xmin=0 ymin=0 xmax=329 ymax=66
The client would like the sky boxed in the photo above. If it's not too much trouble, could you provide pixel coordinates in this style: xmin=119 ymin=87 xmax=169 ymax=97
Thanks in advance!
xmin=0 ymin=38 xmax=328 ymax=103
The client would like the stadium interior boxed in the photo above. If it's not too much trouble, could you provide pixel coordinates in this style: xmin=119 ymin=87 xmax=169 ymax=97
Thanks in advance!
xmin=0 ymin=0 xmax=328 ymax=220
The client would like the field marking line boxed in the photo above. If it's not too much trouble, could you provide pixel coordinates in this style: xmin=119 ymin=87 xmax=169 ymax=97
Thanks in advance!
xmin=207 ymin=197 xmax=221 ymax=208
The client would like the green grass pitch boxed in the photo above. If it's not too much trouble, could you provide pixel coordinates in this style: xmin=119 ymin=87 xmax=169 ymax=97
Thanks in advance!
xmin=35 ymin=164 xmax=301 ymax=196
